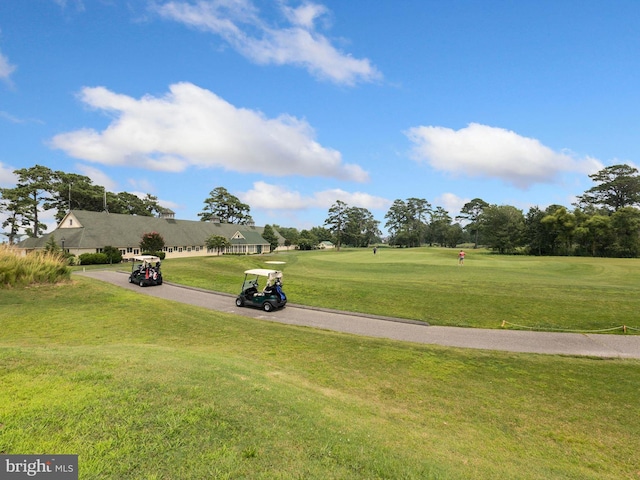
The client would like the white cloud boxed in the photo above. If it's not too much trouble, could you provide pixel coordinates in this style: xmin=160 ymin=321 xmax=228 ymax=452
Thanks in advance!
xmin=0 ymin=111 xmax=24 ymax=123
xmin=312 ymin=188 xmax=391 ymax=210
xmin=52 ymin=0 xmax=86 ymax=11
xmin=156 ymin=198 xmax=181 ymax=211
xmin=0 ymin=48 xmax=16 ymax=82
xmin=240 ymin=181 xmax=390 ymax=210
xmin=0 ymin=111 xmax=43 ymax=124
xmin=406 ymin=123 xmax=603 ymax=189
xmin=154 ymin=1 xmax=381 ymax=85
xmin=50 ymin=82 xmax=368 ymax=181
xmin=127 ymin=178 xmax=156 ymax=194
xmin=282 ymin=2 xmax=328 ymax=29
xmin=75 ymin=164 xmax=118 ymax=191
xmin=434 ymin=192 xmax=469 ymax=219
xmin=0 ymin=162 xmax=17 ymax=186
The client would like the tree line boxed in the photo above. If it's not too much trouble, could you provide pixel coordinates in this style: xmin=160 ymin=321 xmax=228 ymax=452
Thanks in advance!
xmin=2 ymin=164 xmax=640 ymax=257
xmin=319 ymin=164 xmax=640 ymax=257
xmin=378 ymin=164 xmax=640 ymax=257
xmin=0 ymin=165 xmax=163 ymax=243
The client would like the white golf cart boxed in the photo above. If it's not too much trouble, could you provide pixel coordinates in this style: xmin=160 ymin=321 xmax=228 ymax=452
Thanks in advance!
xmin=128 ymin=255 xmax=163 ymax=287
xmin=235 ymin=269 xmax=286 ymax=311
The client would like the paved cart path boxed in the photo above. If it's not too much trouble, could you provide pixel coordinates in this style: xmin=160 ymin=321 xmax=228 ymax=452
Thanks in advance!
xmin=77 ymin=270 xmax=640 ymax=359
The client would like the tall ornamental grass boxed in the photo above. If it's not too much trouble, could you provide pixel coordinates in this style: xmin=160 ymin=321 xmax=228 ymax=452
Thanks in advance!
xmin=0 ymin=244 xmax=71 ymax=288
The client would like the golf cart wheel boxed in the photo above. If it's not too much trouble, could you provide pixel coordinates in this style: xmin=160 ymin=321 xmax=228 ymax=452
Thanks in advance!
xmin=235 ymin=297 xmax=244 ymax=307
xmin=263 ymin=302 xmax=274 ymax=312
xmin=128 ymin=276 xmax=133 ymax=283
xmin=139 ymin=280 xmax=145 ymax=287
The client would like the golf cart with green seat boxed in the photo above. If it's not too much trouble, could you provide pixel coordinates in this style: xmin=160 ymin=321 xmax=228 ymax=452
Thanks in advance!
xmin=235 ymin=269 xmax=287 ymax=311
xmin=128 ymin=255 xmax=163 ymax=287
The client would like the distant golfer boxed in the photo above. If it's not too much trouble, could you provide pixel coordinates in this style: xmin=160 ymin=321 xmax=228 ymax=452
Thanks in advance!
xmin=458 ymin=249 xmax=465 ymax=265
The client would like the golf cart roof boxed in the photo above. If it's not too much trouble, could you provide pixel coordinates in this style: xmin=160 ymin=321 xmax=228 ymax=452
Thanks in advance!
xmin=133 ymin=255 xmax=161 ymax=262
xmin=244 ymin=269 xmax=282 ymax=277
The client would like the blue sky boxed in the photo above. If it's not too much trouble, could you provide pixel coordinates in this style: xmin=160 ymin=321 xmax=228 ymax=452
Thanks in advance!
xmin=1 ymin=1 xmax=638 ymax=235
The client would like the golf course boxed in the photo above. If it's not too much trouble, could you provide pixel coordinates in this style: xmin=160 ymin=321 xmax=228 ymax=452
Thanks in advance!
xmin=1 ymin=247 xmax=639 ymax=479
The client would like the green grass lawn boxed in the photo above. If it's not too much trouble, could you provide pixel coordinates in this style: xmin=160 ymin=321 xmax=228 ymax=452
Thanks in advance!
xmin=1 ymin=274 xmax=639 ymax=479
xmin=163 ymin=247 xmax=640 ymax=332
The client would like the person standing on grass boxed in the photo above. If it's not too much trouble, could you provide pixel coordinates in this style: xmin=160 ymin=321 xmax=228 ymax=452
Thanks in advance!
xmin=458 ymin=249 xmax=465 ymax=265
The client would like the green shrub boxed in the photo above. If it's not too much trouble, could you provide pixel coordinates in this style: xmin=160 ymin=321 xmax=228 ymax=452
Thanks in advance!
xmin=102 ymin=246 xmax=123 ymax=264
xmin=78 ymin=253 xmax=109 ymax=265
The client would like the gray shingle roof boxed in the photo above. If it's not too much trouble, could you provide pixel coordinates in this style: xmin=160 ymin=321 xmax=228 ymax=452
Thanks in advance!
xmin=18 ymin=210 xmax=284 ymax=250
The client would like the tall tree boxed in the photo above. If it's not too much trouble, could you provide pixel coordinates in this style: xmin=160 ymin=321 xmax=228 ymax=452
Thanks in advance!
xmin=0 ymin=187 xmax=30 ymax=244
xmin=610 ymin=206 xmax=640 ymax=257
xmin=480 ymin=205 xmax=525 ymax=254
xmin=406 ymin=197 xmax=431 ymax=245
xmin=272 ymin=225 xmax=300 ymax=247
xmin=574 ymin=213 xmax=612 ymax=257
xmin=13 ymin=165 xmax=55 ymax=237
xmin=444 ymin=223 xmax=464 ymax=248
xmin=48 ymin=172 xmax=102 ymax=221
xmin=384 ymin=199 xmax=410 ymax=246
xmin=343 ymin=206 xmax=381 ymax=247
xmin=112 ymin=192 xmax=161 ymax=216
xmin=524 ymin=206 xmax=547 ymax=256
xmin=324 ymin=200 xmax=349 ymax=251
xmin=199 ymin=187 xmax=252 ymax=224
xmin=308 ymin=226 xmax=332 ymax=243
xmin=457 ymin=198 xmax=489 ymax=248
xmin=47 ymin=171 xmax=161 ymax=221
xmin=429 ymin=206 xmax=452 ymax=247
xmin=540 ymin=206 xmax=577 ymax=255
xmin=262 ymin=224 xmax=279 ymax=252
xmin=297 ymin=229 xmax=319 ymax=250
xmin=576 ymin=164 xmax=640 ymax=212
xmin=384 ymin=198 xmax=429 ymax=247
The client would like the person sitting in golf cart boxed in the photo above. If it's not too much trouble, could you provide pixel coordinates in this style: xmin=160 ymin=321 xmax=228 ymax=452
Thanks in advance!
xmin=129 ymin=255 xmax=163 ymax=287
xmin=244 ymin=280 xmax=259 ymax=298
xmin=236 ymin=269 xmax=286 ymax=311
xmin=263 ymin=275 xmax=285 ymax=301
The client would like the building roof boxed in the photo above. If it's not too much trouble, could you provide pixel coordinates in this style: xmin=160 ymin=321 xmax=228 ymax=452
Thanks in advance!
xmin=18 ymin=210 xmax=285 ymax=250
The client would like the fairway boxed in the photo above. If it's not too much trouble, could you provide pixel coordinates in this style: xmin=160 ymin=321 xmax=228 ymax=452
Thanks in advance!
xmin=1 ymin=277 xmax=639 ymax=479
xmin=164 ymin=247 xmax=640 ymax=333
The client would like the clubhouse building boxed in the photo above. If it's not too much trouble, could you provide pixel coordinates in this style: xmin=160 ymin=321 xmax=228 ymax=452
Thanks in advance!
xmin=17 ymin=210 xmax=288 ymax=260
